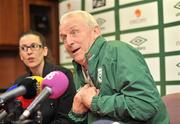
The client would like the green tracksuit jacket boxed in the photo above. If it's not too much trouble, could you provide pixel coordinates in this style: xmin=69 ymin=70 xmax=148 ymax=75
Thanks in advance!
xmin=69 ymin=36 xmax=170 ymax=124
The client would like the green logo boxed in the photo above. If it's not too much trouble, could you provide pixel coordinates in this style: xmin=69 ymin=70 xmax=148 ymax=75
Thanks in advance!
xmin=176 ymin=63 xmax=180 ymax=68
xmin=130 ymin=36 xmax=147 ymax=46
xmin=174 ymin=2 xmax=180 ymax=9
xmin=96 ymin=18 xmax=106 ymax=26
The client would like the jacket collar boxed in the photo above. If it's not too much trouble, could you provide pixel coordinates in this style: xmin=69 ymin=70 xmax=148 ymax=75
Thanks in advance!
xmin=85 ymin=36 xmax=106 ymax=62
xmin=26 ymin=60 xmax=53 ymax=77
xmin=72 ymin=36 xmax=106 ymax=68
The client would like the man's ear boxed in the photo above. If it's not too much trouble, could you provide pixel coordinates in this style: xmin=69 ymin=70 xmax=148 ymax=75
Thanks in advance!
xmin=94 ymin=26 xmax=101 ymax=37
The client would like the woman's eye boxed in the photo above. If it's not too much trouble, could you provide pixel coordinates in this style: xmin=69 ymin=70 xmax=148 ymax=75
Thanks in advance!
xmin=21 ymin=47 xmax=25 ymax=50
xmin=31 ymin=44 xmax=37 ymax=48
xmin=31 ymin=45 xmax=35 ymax=48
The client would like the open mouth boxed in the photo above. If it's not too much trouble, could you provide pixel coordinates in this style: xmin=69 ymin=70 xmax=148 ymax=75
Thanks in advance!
xmin=72 ymin=48 xmax=80 ymax=54
xmin=28 ymin=57 xmax=34 ymax=62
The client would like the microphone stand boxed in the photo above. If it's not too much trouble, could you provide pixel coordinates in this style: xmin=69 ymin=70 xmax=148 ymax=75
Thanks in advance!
xmin=35 ymin=110 xmax=42 ymax=124
xmin=0 ymin=99 xmax=22 ymax=121
xmin=13 ymin=110 xmax=42 ymax=124
xmin=16 ymin=106 xmax=42 ymax=124
xmin=0 ymin=109 xmax=7 ymax=121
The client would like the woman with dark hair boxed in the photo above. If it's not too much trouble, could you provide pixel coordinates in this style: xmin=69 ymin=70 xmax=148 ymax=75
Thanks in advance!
xmin=13 ymin=30 xmax=76 ymax=124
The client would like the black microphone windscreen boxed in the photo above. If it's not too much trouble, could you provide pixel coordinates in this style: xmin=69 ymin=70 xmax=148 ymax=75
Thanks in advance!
xmin=18 ymin=77 xmax=37 ymax=99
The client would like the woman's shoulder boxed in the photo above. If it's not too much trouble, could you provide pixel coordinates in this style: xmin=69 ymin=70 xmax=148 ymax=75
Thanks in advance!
xmin=44 ymin=62 xmax=72 ymax=75
xmin=14 ymin=73 xmax=30 ymax=85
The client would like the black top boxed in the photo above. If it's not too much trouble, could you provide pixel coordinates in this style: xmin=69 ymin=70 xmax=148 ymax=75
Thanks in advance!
xmin=14 ymin=61 xmax=76 ymax=124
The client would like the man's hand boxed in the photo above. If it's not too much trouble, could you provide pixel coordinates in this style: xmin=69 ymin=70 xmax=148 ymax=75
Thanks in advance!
xmin=72 ymin=87 xmax=88 ymax=114
xmin=80 ymin=84 xmax=99 ymax=109
xmin=72 ymin=84 xmax=99 ymax=114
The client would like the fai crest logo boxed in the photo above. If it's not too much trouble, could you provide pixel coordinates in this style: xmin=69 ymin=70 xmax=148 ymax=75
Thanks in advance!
xmin=97 ymin=68 xmax=102 ymax=83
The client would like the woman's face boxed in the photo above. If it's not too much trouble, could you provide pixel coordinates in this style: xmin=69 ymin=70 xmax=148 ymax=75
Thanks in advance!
xmin=19 ymin=34 xmax=48 ymax=69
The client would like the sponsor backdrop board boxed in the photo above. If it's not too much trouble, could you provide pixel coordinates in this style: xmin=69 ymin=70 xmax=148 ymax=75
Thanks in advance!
xmin=59 ymin=44 xmax=72 ymax=64
xmin=119 ymin=2 xmax=158 ymax=31
xmin=85 ymin=0 xmax=114 ymax=12
xmin=145 ymin=57 xmax=160 ymax=82
xmin=163 ymin=0 xmax=180 ymax=24
xmin=59 ymin=0 xmax=180 ymax=96
xmin=104 ymin=35 xmax=116 ymax=41
xmin=119 ymin=0 xmax=143 ymax=6
xmin=164 ymin=25 xmax=180 ymax=52
xmin=166 ymin=85 xmax=180 ymax=94
xmin=120 ymin=29 xmax=159 ymax=54
xmin=93 ymin=11 xmax=115 ymax=34
xmin=165 ymin=55 xmax=180 ymax=81
xmin=58 ymin=0 xmax=81 ymax=17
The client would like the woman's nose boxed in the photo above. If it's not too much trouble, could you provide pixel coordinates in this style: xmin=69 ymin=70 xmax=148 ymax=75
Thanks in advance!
xmin=26 ymin=47 xmax=33 ymax=54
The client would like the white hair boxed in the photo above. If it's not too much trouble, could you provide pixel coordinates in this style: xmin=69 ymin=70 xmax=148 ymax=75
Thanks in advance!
xmin=60 ymin=10 xmax=99 ymax=27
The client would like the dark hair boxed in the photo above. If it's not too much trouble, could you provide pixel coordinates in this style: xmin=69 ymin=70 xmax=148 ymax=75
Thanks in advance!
xmin=19 ymin=30 xmax=55 ymax=71
xmin=20 ymin=30 xmax=47 ymax=47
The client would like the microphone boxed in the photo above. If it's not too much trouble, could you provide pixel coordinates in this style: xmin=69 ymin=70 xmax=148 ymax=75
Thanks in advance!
xmin=3 ymin=76 xmax=43 ymax=109
xmin=0 ymin=76 xmax=43 ymax=121
xmin=6 ymin=84 xmax=18 ymax=92
xmin=19 ymin=71 xmax=69 ymax=121
xmin=17 ymin=76 xmax=43 ymax=109
xmin=0 ymin=84 xmax=19 ymax=121
xmin=0 ymin=77 xmax=38 ymax=107
xmin=0 ymin=109 xmax=7 ymax=121
xmin=32 ymin=76 xmax=43 ymax=94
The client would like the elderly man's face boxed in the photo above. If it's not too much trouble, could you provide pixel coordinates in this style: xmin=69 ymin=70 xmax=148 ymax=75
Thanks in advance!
xmin=60 ymin=15 xmax=97 ymax=66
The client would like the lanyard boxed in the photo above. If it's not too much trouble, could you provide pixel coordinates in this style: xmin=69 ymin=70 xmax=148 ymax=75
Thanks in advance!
xmin=82 ymin=67 xmax=94 ymax=87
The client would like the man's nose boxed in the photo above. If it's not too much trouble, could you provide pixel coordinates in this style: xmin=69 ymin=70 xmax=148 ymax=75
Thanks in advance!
xmin=66 ymin=35 xmax=74 ymax=45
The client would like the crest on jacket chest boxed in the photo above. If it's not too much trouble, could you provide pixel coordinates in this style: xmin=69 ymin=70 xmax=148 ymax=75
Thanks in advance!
xmin=97 ymin=67 xmax=102 ymax=83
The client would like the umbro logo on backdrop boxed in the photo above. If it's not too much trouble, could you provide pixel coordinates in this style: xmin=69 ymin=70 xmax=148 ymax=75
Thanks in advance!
xmin=130 ymin=36 xmax=147 ymax=46
xmin=176 ymin=63 xmax=180 ymax=68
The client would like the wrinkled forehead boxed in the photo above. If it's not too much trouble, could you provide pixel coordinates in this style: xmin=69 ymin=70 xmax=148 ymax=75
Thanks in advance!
xmin=60 ymin=17 xmax=88 ymax=33
xmin=61 ymin=15 xmax=85 ymax=26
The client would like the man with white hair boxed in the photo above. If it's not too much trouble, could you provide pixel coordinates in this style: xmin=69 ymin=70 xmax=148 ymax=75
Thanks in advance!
xmin=59 ymin=10 xmax=170 ymax=124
